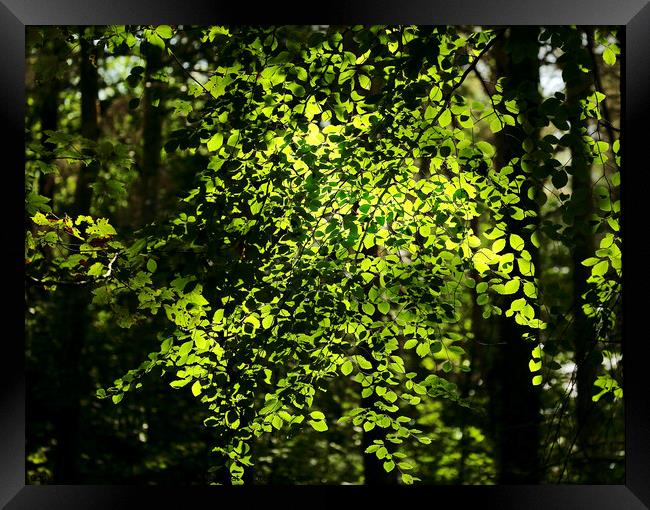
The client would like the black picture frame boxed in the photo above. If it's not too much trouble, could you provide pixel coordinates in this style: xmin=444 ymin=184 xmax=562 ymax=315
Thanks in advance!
xmin=4 ymin=1 xmax=649 ymax=508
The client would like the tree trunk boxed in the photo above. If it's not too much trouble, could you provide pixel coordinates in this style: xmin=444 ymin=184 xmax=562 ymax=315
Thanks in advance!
xmin=361 ymin=391 xmax=398 ymax=485
xmin=52 ymin=28 xmax=99 ymax=483
xmin=565 ymin=27 xmax=605 ymax=482
xmin=137 ymin=43 xmax=164 ymax=226
xmin=488 ymin=26 xmax=542 ymax=484
xmin=73 ymin=31 xmax=100 ymax=215
xmin=37 ymin=78 xmax=59 ymax=203
xmin=455 ymin=217 xmax=483 ymax=485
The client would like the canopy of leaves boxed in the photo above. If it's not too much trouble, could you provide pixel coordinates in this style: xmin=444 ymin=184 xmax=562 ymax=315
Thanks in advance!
xmin=25 ymin=25 xmax=622 ymax=485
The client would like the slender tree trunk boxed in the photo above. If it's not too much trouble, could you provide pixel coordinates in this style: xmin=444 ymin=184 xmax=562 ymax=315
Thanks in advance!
xmin=360 ymin=297 xmax=397 ymax=484
xmin=565 ymin=27 xmax=605 ymax=482
xmin=73 ymin=31 xmax=100 ymax=215
xmin=52 ymin=28 xmax=99 ymax=483
xmin=37 ymin=79 xmax=59 ymax=203
xmin=488 ymin=27 xmax=542 ymax=484
xmin=137 ymin=44 xmax=164 ymax=226
xmin=361 ymin=391 xmax=398 ymax=485
xmin=585 ymin=30 xmax=617 ymax=146
xmin=455 ymin=217 xmax=483 ymax=485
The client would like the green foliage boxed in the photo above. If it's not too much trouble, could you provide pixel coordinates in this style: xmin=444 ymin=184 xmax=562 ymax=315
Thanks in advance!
xmin=25 ymin=24 xmax=622 ymax=485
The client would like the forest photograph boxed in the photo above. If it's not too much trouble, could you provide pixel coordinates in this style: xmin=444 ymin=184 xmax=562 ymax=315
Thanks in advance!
xmin=24 ymin=24 xmax=623 ymax=485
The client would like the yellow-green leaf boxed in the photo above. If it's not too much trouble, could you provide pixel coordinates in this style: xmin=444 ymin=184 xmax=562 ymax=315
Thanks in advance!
xmin=438 ymin=109 xmax=452 ymax=128
xmin=309 ymin=419 xmax=328 ymax=432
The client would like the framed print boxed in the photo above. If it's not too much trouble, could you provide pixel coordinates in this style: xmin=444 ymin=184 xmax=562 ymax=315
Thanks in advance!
xmin=4 ymin=0 xmax=650 ymax=508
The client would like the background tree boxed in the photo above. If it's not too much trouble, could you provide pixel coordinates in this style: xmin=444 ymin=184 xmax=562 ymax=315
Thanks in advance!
xmin=486 ymin=26 xmax=542 ymax=484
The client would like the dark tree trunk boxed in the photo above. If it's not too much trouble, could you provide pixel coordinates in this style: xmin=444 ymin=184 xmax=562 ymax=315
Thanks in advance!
xmin=52 ymin=28 xmax=100 ymax=484
xmin=488 ymin=26 xmax=542 ymax=484
xmin=73 ymin=31 xmax=100 ymax=215
xmin=37 ymin=79 xmax=59 ymax=203
xmin=455 ymin=216 xmax=483 ymax=485
xmin=361 ymin=391 xmax=398 ymax=485
xmin=136 ymin=43 xmax=164 ymax=226
xmin=565 ymin=27 xmax=606 ymax=482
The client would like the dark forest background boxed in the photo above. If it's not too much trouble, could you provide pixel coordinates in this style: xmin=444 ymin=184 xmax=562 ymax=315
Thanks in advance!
xmin=25 ymin=25 xmax=622 ymax=485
